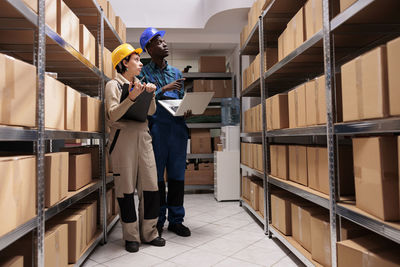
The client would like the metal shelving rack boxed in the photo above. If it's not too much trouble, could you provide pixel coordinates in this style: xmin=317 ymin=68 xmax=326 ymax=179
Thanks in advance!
xmin=0 ymin=0 xmax=122 ymax=265
xmin=239 ymin=0 xmax=400 ymax=266
xmin=184 ymin=72 xmax=234 ymax=190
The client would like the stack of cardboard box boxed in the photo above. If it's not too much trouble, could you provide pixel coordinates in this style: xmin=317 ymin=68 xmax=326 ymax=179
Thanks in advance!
xmin=190 ymin=129 xmax=212 ymax=154
xmin=240 ymin=142 xmax=263 ymax=172
xmin=193 ymin=79 xmax=232 ymax=98
xmin=269 ymin=144 xmax=355 ymax=197
xmin=185 ymin=162 xmax=214 ymax=185
xmin=241 ymin=176 xmax=264 ymax=217
xmin=243 ymin=104 xmax=263 ymax=133
xmin=341 ymin=37 xmax=400 ymax=122
xmin=240 ymin=0 xmax=271 ymax=48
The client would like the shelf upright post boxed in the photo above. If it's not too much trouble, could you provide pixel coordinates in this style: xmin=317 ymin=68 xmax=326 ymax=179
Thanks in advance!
xmin=322 ymin=0 xmax=338 ymax=266
xmin=35 ymin=0 xmax=46 ymax=265
xmin=98 ymin=10 xmax=108 ymax=244
xmin=238 ymin=49 xmax=243 ymax=207
xmin=258 ymin=16 xmax=268 ymax=235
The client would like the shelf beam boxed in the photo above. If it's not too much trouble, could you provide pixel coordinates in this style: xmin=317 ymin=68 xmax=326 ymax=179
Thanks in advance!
xmin=268 ymin=176 xmax=329 ymax=209
xmin=241 ymin=164 xmax=264 ymax=180
xmin=45 ymin=181 xmax=102 ymax=221
xmin=0 ymin=217 xmax=38 ymax=251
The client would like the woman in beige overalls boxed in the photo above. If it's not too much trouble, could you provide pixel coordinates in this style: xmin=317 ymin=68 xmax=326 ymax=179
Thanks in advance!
xmin=105 ymin=43 xmax=165 ymax=252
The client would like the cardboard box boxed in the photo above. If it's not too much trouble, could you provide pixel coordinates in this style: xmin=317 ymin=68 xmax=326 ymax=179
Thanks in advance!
xmin=256 ymin=144 xmax=263 ymax=172
xmin=271 ymin=193 xmax=292 ymax=235
xmin=288 ymin=85 xmax=307 ymax=128
xmin=266 ymin=94 xmax=289 ymax=130
xmin=45 ymin=152 xmax=68 ymax=208
xmin=103 ymin=47 xmax=113 ymax=78
xmin=305 ymin=0 xmax=323 ymax=40
xmin=96 ymin=0 xmax=107 ymax=11
xmin=71 ymin=201 xmax=97 ymax=243
xmin=311 ymin=214 xmax=331 ymax=266
xmin=341 ymin=46 xmax=389 ymax=122
xmin=191 ymin=129 xmax=212 ymax=154
xmin=193 ymin=80 xmax=232 ymax=98
xmin=353 ymin=137 xmax=399 ymax=221
xmin=45 ymin=224 xmax=68 ymax=267
xmin=185 ymin=169 xmax=213 ymax=185
xmin=81 ymin=96 xmax=101 ymax=132
xmin=250 ymin=179 xmax=260 ymax=211
xmin=252 ymin=143 xmax=258 ymax=171
xmin=388 ymin=36 xmax=400 ymax=116
xmin=116 ymin=16 xmax=126 ymax=42
xmin=79 ymin=24 xmax=96 ymax=66
xmin=45 ymin=75 xmax=65 ymax=130
xmin=288 ymin=146 xmax=308 ymax=186
xmin=287 ymin=7 xmax=305 ymax=54
xmin=291 ymin=203 xmax=326 ymax=252
xmin=62 ymin=212 xmax=86 ymax=263
xmin=61 ymin=146 xmax=99 ymax=178
xmin=241 ymin=176 xmax=251 ymax=200
xmin=199 ymin=56 xmax=225 ymax=73
xmin=65 ymin=86 xmax=81 ymax=131
xmin=278 ymin=29 xmax=285 ymax=61
xmin=68 ymin=153 xmax=92 ymax=191
xmin=0 ymin=53 xmax=37 ymax=127
xmin=57 ymin=0 xmax=80 ymax=51
xmin=0 ymin=156 xmax=36 ymax=237
xmin=258 ymin=184 xmax=264 ymax=217
xmin=305 ymin=75 xmax=326 ymax=126
xmin=340 ymin=0 xmax=357 ymax=12
xmin=307 ymin=146 xmax=355 ymax=196
xmin=270 ymin=145 xmax=289 ymax=180
xmin=0 ymin=255 xmax=23 ymax=267
xmin=337 ymin=235 xmax=400 ymax=267
xmin=106 ymin=1 xmax=116 ymax=30
xmin=46 ymin=0 xmax=57 ymax=32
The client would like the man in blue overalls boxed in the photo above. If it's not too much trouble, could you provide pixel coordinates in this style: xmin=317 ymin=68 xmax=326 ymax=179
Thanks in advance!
xmin=138 ymin=27 xmax=191 ymax=237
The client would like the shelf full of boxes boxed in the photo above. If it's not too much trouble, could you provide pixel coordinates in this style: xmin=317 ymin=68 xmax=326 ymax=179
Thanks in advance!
xmin=240 ymin=0 xmax=400 ymax=266
xmin=0 ymin=0 xmax=125 ymax=266
xmin=182 ymin=56 xmax=233 ymax=190
xmin=239 ymin=0 xmax=270 ymax=230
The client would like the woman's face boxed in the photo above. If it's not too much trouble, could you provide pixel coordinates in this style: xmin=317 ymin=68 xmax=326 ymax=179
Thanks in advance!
xmin=124 ymin=53 xmax=143 ymax=76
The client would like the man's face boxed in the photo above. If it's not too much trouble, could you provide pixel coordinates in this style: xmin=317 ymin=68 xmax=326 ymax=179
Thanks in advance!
xmin=147 ymin=35 xmax=169 ymax=58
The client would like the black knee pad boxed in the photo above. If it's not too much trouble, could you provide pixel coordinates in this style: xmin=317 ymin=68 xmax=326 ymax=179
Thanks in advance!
xmin=143 ymin=191 xmax=160 ymax=220
xmin=158 ymin=181 xmax=166 ymax=207
xmin=117 ymin=193 xmax=137 ymax=223
xmin=167 ymin=180 xmax=184 ymax=206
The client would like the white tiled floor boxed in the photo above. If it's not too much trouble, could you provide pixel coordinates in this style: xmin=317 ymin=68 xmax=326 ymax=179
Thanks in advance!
xmin=84 ymin=194 xmax=303 ymax=267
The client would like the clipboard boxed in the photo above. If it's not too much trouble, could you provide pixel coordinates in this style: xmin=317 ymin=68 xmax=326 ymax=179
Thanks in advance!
xmin=118 ymin=83 xmax=153 ymax=122
xmin=158 ymin=92 xmax=214 ymax=116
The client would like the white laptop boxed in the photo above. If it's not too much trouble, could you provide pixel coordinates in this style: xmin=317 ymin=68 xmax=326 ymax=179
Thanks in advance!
xmin=158 ymin=92 xmax=214 ymax=116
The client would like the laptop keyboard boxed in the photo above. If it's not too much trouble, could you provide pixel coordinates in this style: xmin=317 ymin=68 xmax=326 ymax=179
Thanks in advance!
xmin=171 ymin=106 xmax=179 ymax=112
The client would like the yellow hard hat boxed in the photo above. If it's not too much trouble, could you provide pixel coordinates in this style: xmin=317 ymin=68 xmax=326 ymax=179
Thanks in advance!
xmin=111 ymin=43 xmax=143 ymax=69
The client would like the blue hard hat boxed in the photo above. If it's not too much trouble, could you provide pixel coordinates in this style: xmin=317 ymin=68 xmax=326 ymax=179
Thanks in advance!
xmin=140 ymin=27 xmax=166 ymax=52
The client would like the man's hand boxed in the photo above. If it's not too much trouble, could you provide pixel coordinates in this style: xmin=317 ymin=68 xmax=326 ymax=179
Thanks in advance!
xmin=162 ymin=78 xmax=185 ymax=92
xmin=145 ymin=82 xmax=157 ymax=93
xmin=129 ymin=81 xmax=145 ymax=101
xmin=184 ymin=109 xmax=192 ymax=119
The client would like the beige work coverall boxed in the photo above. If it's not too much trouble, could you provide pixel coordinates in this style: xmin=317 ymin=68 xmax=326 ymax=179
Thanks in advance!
xmin=105 ymin=73 xmax=159 ymax=243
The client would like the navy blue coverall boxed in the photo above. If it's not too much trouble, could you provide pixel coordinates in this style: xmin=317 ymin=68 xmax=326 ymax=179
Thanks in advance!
xmin=138 ymin=60 xmax=187 ymax=227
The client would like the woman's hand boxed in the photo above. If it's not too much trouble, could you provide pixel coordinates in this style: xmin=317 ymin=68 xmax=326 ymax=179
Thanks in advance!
xmin=129 ymin=81 xmax=145 ymax=101
xmin=145 ymin=82 xmax=157 ymax=93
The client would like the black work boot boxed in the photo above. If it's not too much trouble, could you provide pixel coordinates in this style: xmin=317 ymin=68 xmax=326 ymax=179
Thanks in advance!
xmin=125 ymin=240 xmax=139 ymax=253
xmin=146 ymin=236 xmax=166 ymax=247
xmin=157 ymin=224 xmax=164 ymax=237
xmin=168 ymin=223 xmax=191 ymax=237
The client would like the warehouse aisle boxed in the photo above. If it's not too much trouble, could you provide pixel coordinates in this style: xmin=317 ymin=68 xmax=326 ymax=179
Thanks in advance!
xmin=82 ymin=194 xmax=303 ymax=267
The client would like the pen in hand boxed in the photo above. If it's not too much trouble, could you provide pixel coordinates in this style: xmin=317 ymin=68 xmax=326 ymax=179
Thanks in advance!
xmin=130 ymin=76 xmax=145 ymax=92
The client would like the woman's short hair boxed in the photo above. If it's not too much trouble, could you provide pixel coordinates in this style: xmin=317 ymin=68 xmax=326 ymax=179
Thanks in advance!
xmin=115 ymin=53 xmax=138 ymax=74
